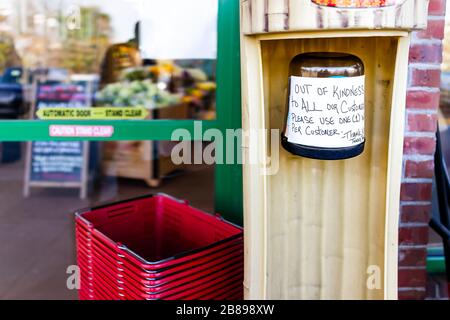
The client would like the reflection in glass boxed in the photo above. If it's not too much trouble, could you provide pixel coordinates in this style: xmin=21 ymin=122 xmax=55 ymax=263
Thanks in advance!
xmin=0 ymin=0 xmax=217 ymax=121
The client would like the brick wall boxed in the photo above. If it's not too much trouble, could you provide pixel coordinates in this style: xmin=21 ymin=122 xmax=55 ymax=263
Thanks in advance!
xmin=398 ymin=0 xmax=446 ymax=300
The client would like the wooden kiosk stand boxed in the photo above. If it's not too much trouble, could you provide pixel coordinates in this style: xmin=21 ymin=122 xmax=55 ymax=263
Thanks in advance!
xmin=241 ymin=0 xmax=429 ymax=299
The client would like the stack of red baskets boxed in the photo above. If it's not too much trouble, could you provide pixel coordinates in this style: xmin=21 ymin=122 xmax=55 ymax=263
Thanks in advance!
xmin=75 ymin=193 xmax=243 ymax=300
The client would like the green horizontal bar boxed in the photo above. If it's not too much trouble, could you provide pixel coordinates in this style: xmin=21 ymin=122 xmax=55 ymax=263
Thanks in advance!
xmin=0 ymin=120 xmax=217 ymax=141
xmin=427 ymin=247 xmax=446 ymax=274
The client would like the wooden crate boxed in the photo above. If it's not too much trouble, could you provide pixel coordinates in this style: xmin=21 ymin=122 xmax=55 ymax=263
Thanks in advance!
xmin=101 ymin=103 xmax=188 ymax=187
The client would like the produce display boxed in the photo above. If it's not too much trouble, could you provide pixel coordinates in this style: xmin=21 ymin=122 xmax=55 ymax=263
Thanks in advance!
xmin=96 ymin=80 xmax=181 ymax=109
xmin=96 ymin=63 xmax=216 ymax=116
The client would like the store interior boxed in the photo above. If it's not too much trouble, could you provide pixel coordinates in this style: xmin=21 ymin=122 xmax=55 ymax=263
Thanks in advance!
xmin=0 ymin=0 xmax=449 ymax=301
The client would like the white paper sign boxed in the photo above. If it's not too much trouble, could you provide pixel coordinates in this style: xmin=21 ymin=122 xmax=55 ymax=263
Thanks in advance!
xmin=286 ymin=75 xmax=365 ymax=148
xmin=140 ymin=0 xmax=218 ymax=60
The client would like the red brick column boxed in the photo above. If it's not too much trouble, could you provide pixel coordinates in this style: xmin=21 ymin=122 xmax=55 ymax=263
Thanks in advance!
xmin=398 ymin=0 xmax=446 ymax=300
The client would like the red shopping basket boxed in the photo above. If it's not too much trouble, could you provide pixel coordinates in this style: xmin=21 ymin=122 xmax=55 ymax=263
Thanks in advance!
xmin=75 ymin=193 xmax=243 ymax=300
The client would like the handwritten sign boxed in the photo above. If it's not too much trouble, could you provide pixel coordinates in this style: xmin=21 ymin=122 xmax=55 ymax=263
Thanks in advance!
xmin=286 ymin=75 xmax=365 ymax=148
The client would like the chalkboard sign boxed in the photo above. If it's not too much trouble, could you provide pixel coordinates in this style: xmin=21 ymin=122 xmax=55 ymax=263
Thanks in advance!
xmin=24 ymin=82 xmax=90 ymax=198
xmin=29 ymin=141 xmax=85 ymax=182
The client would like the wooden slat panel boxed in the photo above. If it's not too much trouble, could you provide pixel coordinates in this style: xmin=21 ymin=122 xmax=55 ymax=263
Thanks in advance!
xmin=256 ymin=36 xmax=398 ymax=300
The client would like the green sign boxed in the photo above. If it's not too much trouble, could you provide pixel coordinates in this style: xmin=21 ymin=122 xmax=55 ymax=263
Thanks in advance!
xmin=36 ymin=107 xmax=149 ymax=120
